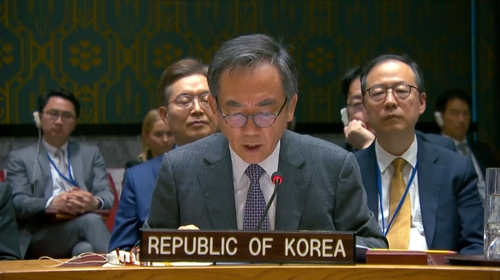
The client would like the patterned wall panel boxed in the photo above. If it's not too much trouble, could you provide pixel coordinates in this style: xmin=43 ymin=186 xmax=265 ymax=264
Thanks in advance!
xmin=476 ymin=0 xmax=499 ymax=160
xmin=0 ymin=0 xmax=497 ymax=146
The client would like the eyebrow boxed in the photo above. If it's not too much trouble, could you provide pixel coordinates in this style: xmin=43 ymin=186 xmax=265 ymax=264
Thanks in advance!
xmin=370 ymin=81 xmax=409 ymax=87
xmin=47 ymin=109 xmax=74 ymax=114
xmin=223 ymin=98 xmax=277 ymax=108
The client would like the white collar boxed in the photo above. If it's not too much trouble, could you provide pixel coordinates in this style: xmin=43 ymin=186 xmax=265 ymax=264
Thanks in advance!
xmin=42 ymin=140 xmax=69 ymax=157
xmin=230 ymin=141 xmax=280 ymax=185
xmin=375 ymin=134 xmax=418 ymax=173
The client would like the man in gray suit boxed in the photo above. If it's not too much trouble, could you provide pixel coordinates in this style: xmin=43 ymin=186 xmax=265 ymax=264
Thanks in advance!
xmin=7 ymin=89 xmax=113 ymax=258
xmin=0 ymin=183 xmax=22 ymax=260
xmin=146 ymin=34 xmax=387 ymax=248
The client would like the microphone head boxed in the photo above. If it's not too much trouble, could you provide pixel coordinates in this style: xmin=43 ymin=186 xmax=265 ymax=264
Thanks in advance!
xmin=271 ymin=172 xmax=284 ymax=185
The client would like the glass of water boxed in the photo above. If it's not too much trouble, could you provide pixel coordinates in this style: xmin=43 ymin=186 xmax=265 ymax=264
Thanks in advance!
xmin=485 ymin=168 xmax=500 ymax=260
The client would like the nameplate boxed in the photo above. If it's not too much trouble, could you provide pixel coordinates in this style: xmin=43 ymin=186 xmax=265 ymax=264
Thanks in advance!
xmin=140 ymin=229 xmax=355 ymax=264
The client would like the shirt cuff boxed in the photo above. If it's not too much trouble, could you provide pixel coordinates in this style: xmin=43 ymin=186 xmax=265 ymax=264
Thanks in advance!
xmin=96 ymin=197 xmax=104 ymax=210
xmin=45 ymin=196 xmax=55 ymax=209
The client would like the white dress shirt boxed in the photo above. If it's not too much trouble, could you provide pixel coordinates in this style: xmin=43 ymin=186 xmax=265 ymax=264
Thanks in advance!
xmin=230 ymin=141 xmax=280 ymax=230
xmin=375 ymin=135 xmax=428 ymax=250
xmin=43 ymin=140 xmax=72 ymax=208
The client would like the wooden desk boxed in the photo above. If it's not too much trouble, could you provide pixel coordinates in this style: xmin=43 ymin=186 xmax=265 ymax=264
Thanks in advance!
xmin=0 ymin=260 xmax=498 ymax=280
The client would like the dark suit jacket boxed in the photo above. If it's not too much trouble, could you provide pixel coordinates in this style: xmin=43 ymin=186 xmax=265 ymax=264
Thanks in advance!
xmin=7 ymin=141 xmax=114 ymax=257
xmin=109 ymin=156 xmax=162 ymax=251
xmin=0 ymin=183 xmax=22 ymax=260
xmin=417 ymin=132 xmax=457 ymax=152
xmin=469 ymin=140 xmax=498 ymax=172
xmin=342 ymin=131 xmax=456 ymax=153
xmin=354 ymin=139 xmax=484 ymax=254
xmin=146 ymin=131 xmax=388 ymax=248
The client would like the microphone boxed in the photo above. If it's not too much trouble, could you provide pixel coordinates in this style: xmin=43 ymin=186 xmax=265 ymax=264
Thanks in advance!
xmin=255 ymin=172 xmax=284 ymax=231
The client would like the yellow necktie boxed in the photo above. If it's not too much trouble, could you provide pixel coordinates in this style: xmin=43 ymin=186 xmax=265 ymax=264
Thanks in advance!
xmin=386 ymin=158 xmax=411 ymax=249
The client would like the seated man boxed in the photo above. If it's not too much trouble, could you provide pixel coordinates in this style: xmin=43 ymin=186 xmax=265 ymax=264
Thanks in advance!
xmin=354 ymin=54 xmax=483 ymax=254
xmin=7 ymin=89 xmax=113 ymax=259
xmin=340 ymin=67 xmax=456 ymax=152
xmin=0 ymin=182 xmax=22 ymax=260
xmin=109 ymin=58 xmax=218 ymax=251
xmin=435 ymin=89 xmax=499 ymax=200
xmin=145 ymin=34 xmax=387 ymax=249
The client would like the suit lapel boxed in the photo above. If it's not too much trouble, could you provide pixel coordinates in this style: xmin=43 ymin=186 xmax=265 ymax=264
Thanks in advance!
xmin=69 ymin=142 xmax=86 ymax=190
xmin=37 ymin=145 xmax=53 ymax=199
xmin=355 ymin=144 xmax=379 ymax=217
xmin=275 ymin=131 xmax=311 ymax=231
xmin=197 ymin=135 xmax=237 ymax=229
xmin=417 ymin=140 xmax=443 ymax=248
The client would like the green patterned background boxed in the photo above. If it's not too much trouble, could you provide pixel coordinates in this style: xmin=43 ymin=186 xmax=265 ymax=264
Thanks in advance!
xmin=0 ymin=0 xmax=498 ymax=151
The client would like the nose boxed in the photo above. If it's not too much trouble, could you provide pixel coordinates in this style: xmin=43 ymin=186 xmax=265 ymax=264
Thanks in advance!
xmin=241 ymin=117 xmax=260 ymax=136
xmin=383 ymin=90 xmax=398 ymax=109
xmin=162 ymin=134 xmax=169 ymax=143
xmin=190 ymin=99 xmax=204 ymax=116
xmin=54 ymin=115 xmax=64 ymax=125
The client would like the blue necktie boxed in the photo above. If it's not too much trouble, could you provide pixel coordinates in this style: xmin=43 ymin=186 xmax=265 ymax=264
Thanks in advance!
xmin=243 ymin=164 xmax=269 ymax=231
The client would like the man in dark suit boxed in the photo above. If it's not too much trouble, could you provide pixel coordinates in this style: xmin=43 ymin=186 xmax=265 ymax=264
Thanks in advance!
xmin=7 ymin=89 xmax=113 ymax=258
xmin=109 ymin=59 xmax=218 ymax=251
xmin=354 ymin=54 xmax=483 ymax=254
xmin=146 ymin=34 xmax=387 ymax=248
xmin=339 ymin=67 xmax=456 ymax=152
xmin=435 ymin=89 xmax=499 ymax=200
xmin=0 ymin=183 xmax=22 ymax=260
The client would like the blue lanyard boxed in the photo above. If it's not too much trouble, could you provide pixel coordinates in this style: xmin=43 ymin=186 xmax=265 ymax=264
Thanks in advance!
xmin=46 ymin=146 xmax=78 ymax=187
xmin=376 ymin=161 xmax=418 ymax=235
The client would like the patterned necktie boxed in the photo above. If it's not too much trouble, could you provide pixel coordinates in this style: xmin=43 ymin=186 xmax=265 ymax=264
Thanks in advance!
xmin=243 ymin=164 xmax=269 ymax=231
xmin=386 ymin=158 xmax=411 ymax=249
xmin=55 ymin=149 xmax=70 ymax=190
xmin=457 ymin=143 xmax=470 ymax=157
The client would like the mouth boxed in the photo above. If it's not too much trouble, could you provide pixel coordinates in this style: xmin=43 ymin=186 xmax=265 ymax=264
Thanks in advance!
xmin=384 ymin=114 xmax=400 ymax=120
xmin=243 ymin=144 xmax=262 ymax=152
xmin=189 ymin=120 xmax=208 ymax=127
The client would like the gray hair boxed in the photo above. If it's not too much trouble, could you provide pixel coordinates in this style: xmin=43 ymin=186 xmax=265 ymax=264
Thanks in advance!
xmin=207 ymin=34 xmax=298 ymax=102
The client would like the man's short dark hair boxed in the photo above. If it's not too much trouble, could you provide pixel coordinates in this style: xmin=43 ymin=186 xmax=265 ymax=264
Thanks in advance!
xmin=435 ymin=89 xmax=472 ymax=113
xmin=38 ymin=88 xmax=80 ymax=118
xmin=207 ymin=34 xmax=298 ymax=102
xmin=341 ymin=66 xmax=362 ymax=101
xmin=158 ymin=58 xmax=208 ymax=106
xmin=359 ymin=54 xmax=425 ymax=96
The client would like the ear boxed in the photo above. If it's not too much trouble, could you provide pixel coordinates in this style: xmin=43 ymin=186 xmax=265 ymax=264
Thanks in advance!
xmin=208 ymin=95 xmax=218 ymax=116
xmin=418 ymin=92 xmax=426 ymax=115
xmin=286 ymin=94 xmax=298 ymax=122
xmin=159 ymin=106 xmax=169 ymax=127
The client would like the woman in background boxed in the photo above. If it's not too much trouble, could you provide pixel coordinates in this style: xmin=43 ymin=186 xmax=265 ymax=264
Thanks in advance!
xmin=124 ymin=109 xmax=175 ymax=169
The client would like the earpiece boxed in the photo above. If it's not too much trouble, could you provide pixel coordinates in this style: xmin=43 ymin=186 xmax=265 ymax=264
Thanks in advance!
xmin=33 ymin=111 xmax=41 ymax=129
xmin=340 ymin=107 xmax=349 ymax=127
xmin=434 ymin=111 xmax=444 ymax=127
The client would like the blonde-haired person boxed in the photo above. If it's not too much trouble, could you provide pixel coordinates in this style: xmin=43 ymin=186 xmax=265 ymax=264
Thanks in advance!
xmin=125 ymin=109 xmax=175 ymax=169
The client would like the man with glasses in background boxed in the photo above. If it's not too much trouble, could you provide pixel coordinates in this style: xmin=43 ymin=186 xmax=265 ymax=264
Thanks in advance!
xmin=339 ymin=66 xmax=456 ymax=152
xmin=7 ymin=89 xmax=113 ymax=259
xmin=110 ymin=58 xmax=218 ymax=251
xmin=353 ymin=54 xmax=483 ymax=254
xmin=145 ymin=34 xmax=387 ymax=249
